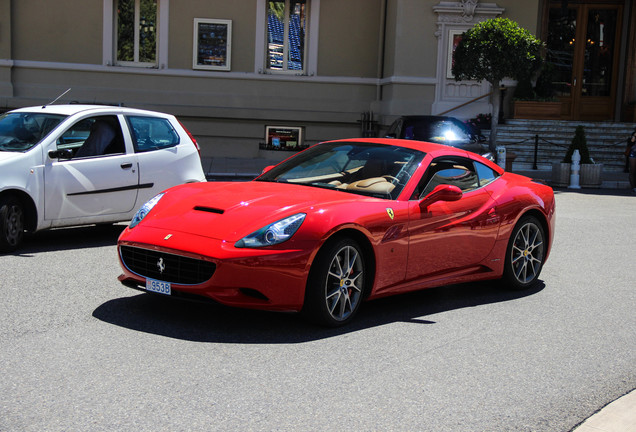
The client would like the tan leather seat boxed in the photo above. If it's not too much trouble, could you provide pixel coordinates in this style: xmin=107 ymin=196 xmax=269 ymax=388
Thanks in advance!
xmin=346 ymin=177 xmax=395 ymax=194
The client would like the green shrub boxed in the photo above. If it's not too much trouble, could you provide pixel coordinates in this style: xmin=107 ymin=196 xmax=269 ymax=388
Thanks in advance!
xmin=564 ymin=125 xmax=592 ymax=164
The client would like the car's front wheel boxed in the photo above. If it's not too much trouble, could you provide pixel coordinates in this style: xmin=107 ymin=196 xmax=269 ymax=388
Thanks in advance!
xmin=303 ymin=238 xmax=367 ymax=327
xmin=0 ymin=196 xmax=25 ymax=252
xmin=502 ymin=215 xmax=546 ymax=290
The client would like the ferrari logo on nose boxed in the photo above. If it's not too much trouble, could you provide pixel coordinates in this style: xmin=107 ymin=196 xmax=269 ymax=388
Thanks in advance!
xmin=157 ymin=257 xmax=166 ymax=274
xmin=386 ymin=208 xmax=395 ymax=220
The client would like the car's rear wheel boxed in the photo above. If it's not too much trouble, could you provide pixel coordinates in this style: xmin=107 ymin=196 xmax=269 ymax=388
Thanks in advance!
xmin=503 ymin=215 xmax=545 ymax=290
xmin=303 ymin=238 xmax=366 ymax=327
xmin=0 ymin=196 xmax=25 ymax=252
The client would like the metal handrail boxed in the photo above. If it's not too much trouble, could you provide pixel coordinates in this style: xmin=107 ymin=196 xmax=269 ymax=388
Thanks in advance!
xmin=437 ymin=85 xmax=506 ymax=120
xmin=507 ymin=134 xmax=629 ymax=170
xmin=435 ymin=90 xmax=494 ymax=116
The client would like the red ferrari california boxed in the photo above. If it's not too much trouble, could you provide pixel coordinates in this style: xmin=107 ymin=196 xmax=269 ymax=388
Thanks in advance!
xmin=117 ymin=138 xmax=555 ymax=326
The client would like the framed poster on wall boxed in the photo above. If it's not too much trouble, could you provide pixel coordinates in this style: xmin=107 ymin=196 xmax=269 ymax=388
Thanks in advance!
xmin=193 ymin=18 xmax=232 ymax=71
xmin=265 ymin=126 xmax=303 ymax=150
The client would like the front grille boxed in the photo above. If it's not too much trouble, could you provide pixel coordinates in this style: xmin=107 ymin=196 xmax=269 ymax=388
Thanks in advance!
xmin=120 ymin=246 xmax=216 ymax=285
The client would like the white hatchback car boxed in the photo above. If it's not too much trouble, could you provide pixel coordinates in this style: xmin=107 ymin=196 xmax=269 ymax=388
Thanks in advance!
xmin=0 ymin=104 xmax=206 ymax=252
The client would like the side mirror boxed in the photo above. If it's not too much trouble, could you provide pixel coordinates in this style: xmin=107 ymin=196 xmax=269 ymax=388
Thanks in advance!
xmin=48 ymin=149 xmax=74 ymax=159
xmin=261 ymin=165 xmax=275 ymax=174
xmin=419 ymin=184 xmax=462 ymax=208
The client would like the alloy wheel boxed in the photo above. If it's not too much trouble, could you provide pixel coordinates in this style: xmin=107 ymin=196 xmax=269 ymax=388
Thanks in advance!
xmin=324 ymin=245 xmax=364 ymax=322
xmin=510 ymin=220 xmax=544 ymax=285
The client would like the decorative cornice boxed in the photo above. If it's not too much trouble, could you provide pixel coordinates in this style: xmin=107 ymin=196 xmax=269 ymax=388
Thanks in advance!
xmin=461 ymin=0 xmax=479 ymax=20
xmin=433 ymin=1 xmax=504 ymax=24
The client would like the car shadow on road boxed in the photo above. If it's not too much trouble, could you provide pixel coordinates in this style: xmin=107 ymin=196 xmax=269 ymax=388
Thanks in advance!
xmin=92 ymin=281 xmax=545 ymax=343
xmin=5 ymin=224 xmax=126 ymax=256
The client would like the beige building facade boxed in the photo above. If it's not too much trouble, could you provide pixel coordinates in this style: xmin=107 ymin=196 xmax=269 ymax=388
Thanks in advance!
xmin=1 ymin=0 xmax=634 ymax=159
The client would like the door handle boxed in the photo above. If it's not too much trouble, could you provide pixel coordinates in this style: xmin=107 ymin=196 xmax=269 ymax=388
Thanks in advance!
xmin=121 ymin=163 xmax=133 ymax=169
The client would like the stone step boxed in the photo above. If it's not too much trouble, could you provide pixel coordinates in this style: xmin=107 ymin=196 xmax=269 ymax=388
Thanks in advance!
xmin=489 ymin=119 xmax=635 ymax=172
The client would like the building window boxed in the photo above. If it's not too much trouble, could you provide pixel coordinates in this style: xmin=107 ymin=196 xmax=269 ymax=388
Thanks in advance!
xmin=116 ymin=0 xmax=157 ymax=66
xmin=266 ymin=0 xmax=308 ymax=73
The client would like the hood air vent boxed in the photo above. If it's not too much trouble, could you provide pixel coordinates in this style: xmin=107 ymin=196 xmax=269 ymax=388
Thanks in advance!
xmin=194 ymin=206 xmax=224 ymax=214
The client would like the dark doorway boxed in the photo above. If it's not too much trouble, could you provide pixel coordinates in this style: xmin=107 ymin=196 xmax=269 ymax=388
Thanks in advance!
xmin=545 ymin=1 xmax=623 ymax=120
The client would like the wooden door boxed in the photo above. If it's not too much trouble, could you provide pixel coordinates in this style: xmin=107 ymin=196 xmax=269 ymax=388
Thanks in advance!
xmin=546 ymin=3 xmax=623 ymax=120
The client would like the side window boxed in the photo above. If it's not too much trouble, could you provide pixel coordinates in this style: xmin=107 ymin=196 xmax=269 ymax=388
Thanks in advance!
xmin=414 ymin=158 xmax=479 ymax=199
xmin=57 ymin=116 xmax=125 ymax=158
xmin=474 ymin=161 xmax=500 ymax=187
xmin=115 ymin=0 xmax=158 ymax=67
xmin=266 ymin=0 xmax=309 ymax=73
xmin=126 ymin=116 xmax=179 ymax=152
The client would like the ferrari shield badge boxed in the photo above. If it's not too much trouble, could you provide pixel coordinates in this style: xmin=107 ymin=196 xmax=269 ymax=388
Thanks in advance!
xmin=386 ymin=208 xmax=395 ymax=220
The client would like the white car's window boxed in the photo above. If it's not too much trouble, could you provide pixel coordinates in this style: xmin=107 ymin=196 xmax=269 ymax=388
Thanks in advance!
xmin=56 ymin=115 xmax=125 ymax=158
xmin=0 ymin=112 xmax=66 ymax=152
xmin=126 ymin=116 xmax=180 ymax=152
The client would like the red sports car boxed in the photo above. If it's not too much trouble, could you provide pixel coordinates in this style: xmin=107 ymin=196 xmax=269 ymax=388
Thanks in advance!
xmin=117 ymin=138 xmax=555 ymax=326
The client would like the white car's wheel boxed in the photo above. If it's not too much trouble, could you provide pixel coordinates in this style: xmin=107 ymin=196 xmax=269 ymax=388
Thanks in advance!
xmin=0 ymin=196 xmax=25 ymax=252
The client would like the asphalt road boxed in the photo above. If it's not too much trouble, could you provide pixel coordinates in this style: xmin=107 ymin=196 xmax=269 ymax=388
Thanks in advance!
xmin=1 ymin=189 xmax=635 ymax=431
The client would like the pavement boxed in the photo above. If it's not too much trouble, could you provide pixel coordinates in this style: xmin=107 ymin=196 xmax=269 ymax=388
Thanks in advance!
xmin=573 ymin=389 xmax=636 ymax=432
xmin=513 ymin=168 xmax=631 ymax=190
xmin=201 ymin=156 xmax=635 ymax=432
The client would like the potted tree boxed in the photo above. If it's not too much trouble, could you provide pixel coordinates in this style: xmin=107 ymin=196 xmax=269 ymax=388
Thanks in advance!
xmin=553 ymin=125 xmax=603 ymax=188
xmin=452 ymin=18 xmax=543 ymax=153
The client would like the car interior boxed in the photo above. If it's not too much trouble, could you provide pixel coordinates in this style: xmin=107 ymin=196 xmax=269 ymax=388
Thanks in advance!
xmin=54 ymin=116 xmax=126 ymax=158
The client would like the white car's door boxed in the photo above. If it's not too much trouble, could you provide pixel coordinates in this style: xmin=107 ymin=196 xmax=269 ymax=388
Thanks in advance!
xmin=125 ymin=115 xmax=204 ymax=205
xmin=43 ymin=115 xmax=140 ymax=224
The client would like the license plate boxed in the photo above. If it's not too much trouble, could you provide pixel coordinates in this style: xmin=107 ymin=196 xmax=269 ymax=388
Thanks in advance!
xmin=146 ymin=278 xmax=171 ymax=295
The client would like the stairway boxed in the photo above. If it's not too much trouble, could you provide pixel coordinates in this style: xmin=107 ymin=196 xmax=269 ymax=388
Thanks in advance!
xmin=492 ymin=119 xmax=636 ymax=172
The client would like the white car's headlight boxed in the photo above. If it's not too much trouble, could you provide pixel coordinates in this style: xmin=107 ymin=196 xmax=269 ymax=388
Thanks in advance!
xmin=129 ymin=193 xmax=164 ymax=228
xmin=235 ymin=213 xmax=306 ymax=248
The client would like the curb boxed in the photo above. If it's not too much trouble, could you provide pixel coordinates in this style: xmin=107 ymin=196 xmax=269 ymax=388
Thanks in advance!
xmin=573 ymin=389 xmax=636 ymax=432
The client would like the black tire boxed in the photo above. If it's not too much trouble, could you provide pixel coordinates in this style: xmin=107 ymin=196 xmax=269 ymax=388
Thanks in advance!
xmin=0 ymin=196 xmax=25 ymax=252
xmin=502 ymin=215 xmax=546 ymax=290
xmin=303 ymin=238 xmax=367 ymax=327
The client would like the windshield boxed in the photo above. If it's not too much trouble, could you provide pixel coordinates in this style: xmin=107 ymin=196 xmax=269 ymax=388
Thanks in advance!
xmin=256 ymin=142 xmax=426 ymax=199
xmin=0 ymin=112 xmax=67 ymax=152
xmin=403 ymin=119 xmax=471 ymax=143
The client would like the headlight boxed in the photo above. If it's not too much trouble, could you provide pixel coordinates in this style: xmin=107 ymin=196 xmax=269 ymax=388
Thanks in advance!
xmin=235 ymin=213 xmax=306 ymax=248
xmin=442 ymin=130 xmax=458 ymax=141
xmin=129 ymin=193 xmax=164 ymax=228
